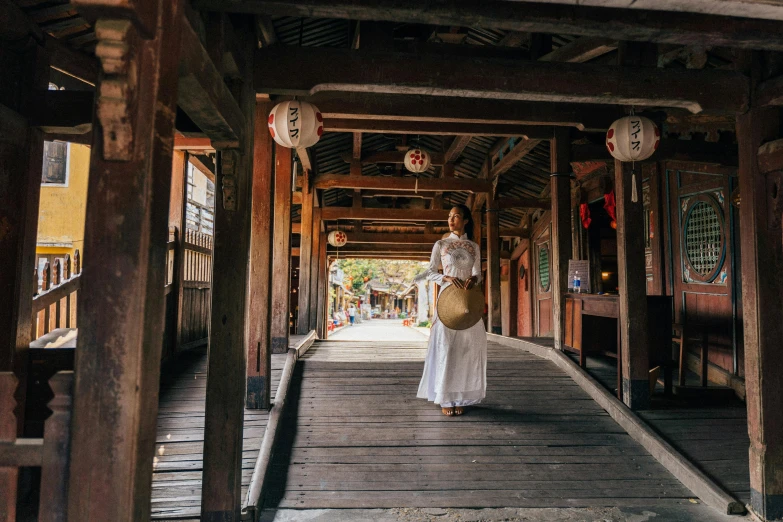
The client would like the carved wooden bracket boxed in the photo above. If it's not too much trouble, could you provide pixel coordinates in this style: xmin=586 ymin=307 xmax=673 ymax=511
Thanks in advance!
xmin=221 ymin=150 xmax=238 ymax=211
xmin=94 ymin=19 xmax=137 ymax=161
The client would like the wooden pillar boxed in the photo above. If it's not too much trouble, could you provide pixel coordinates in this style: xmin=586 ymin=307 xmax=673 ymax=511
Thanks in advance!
xmin=246 ymin=101 xmax=274 ymax=410
xmin=509 ymin=258 xmax=519 ymax=337
xmin=615 ymin=159 xmax=650 ymax=410
xmin=271 ymin=145 xmax=293 ymax=353
xmin=0 ymin=43 xmax=47 ymax=436
xmin=551 ymin=128 xmax=572 ymax=351
xmin=170 ymin=151 xmax=188 ymax=357
xmin=201 ymin=70 xmax=257 ymax=522
xmin=67 ymin=1 xmax=184 ymax=519
xmin=308 ymin=208 xmax=322 ymax=331
xmin=316 ymin=236 xmax=328 ymax=338
xmin=486 ymin=197 xmax=501 ymax=334
xmin=737 ymin=104 xmax=783 ymax=521
xmin=296 ymin=172 xmax=314 ymax=334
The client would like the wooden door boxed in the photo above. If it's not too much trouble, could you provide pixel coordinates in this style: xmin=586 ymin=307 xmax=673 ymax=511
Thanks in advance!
xmin=667 ymin=163 xmax=740 ymax=377
xmin=532 ymin=216 xmax=554 ymax=337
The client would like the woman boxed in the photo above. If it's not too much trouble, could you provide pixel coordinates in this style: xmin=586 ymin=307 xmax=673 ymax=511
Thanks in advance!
xmin=417 ymin=204 xmax=487 ymax=416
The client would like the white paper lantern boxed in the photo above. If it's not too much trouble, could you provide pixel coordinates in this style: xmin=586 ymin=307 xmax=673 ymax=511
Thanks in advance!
xmin=605 ymin=116 xmax=660 ymax=162
xmin=328 ymin=230 xmax=348 ymax=247
xmin=268 ymin=101 xmax=323 ymax=148
xmin=403 ymin=148 xmax=431 ymax=173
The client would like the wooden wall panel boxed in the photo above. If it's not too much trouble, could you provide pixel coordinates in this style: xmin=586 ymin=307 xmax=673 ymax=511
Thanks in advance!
xmin=517 ymin=248 xmax=533 ymax=337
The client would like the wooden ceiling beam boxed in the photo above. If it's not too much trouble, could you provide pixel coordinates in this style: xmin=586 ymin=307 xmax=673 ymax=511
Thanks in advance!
xmin=324 ymin=118 xmax=558 ymax=137
xmin=759 ymin=139 xmax=783 ymax=175
xmin=570 ymin=139 xmax=738 ymax=165
xmin=361 ymin=190 xmax=433 ymax=199
xmin=496 ymin=197 xmax=551 ymax=210
xmin=189 ymin=153 xmax=216 ymax=182
xmin=314 ymin=174 xmax=491 ymax=193
xmin=256 ymin=46 xmax=748 ymax=113
xmin=490 ymin=138 xmax=543 ymax=180
xmin=445 ymin=136 xmax=474 ymax=164
xmin=303 ymin=92 xmax=618 ymax=131
xmin=538 ymin=37 xmax=618 ymax=63
xmin=499 ymin=227 xmax=530 ymax=238
xmin=321 ymin=207 xmax=449 ymax=221
xmin=345 ymin=233 xmax=444 ymax=244
xmin=178 ymin=14 xmax=245 ymax=147
xmin=757 ymin=75 xmax=783 ymax=108
xmin=26 ymin=90 xmax=93 ymax=132
xmin=202 ymin=0 xmax=783 ymax=50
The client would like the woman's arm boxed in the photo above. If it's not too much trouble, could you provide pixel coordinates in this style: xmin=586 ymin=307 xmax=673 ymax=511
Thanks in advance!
xmin=423 ymin=241 xmax=445 ymax=285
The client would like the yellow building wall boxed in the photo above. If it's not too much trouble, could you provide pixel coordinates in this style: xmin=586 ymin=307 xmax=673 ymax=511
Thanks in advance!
xmin=36 ymin=143 xmax=90 ymax=262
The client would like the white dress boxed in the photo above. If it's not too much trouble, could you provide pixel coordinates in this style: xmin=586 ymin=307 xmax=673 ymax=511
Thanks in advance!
xmin=417 ymin=233 xmax=487 ymax=408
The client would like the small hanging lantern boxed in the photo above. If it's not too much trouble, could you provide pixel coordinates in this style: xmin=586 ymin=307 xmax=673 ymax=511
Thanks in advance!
xmin=606 ymin=115 xmax=659 ymax=203
xmin=403 ymin=148 xmax=431 ymax=173
xmin=327 ymin=230 xmax=348 ymax=247
xmin=268 ymin=101 xmax=323 ymax=148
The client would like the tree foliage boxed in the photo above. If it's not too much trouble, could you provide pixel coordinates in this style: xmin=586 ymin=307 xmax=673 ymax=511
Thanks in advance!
xmin=336 ymin=259 xmax=427 ymax=293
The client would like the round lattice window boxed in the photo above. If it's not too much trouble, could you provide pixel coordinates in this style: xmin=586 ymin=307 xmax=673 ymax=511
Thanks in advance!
xmin=538 ymin=245 xmax=551 ymax=292
xmin=683 ymin=197 xmax=724 ymax=283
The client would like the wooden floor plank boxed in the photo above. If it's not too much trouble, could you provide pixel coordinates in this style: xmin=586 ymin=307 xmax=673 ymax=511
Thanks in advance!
xmin=150 ymin=345 xmax=289 ymax=519
xmin=262 ymin=338 xmax=700 ymax=510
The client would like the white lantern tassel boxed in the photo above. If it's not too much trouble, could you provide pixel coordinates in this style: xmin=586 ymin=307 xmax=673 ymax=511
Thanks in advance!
xmin=631 ymin=164 xmax=639 ymax=204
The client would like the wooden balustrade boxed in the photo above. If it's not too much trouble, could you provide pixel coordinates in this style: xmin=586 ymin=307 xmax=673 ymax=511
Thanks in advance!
xmin=0 ymin=371 xmax=73 ymax=521
xmin=32 ymin=251 xmax=81 ymax=341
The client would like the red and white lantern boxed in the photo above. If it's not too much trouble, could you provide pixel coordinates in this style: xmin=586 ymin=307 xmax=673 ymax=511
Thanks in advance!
xmin=268 ymin=101 xmax=323 ymax=148
xmin=327 ymin=230 xmax=348 ymax=248
xmin=605 ymin=115 xmax=660 ymax=162
xmin=403 ymin=148 xmax=431 ymax=173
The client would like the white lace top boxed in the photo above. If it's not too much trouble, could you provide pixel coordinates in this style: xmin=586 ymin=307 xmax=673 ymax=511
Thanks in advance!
xmin=423 ymin=232 xmax=482 ymax=289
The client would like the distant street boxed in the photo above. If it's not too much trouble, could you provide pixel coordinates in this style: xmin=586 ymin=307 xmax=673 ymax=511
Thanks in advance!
xmin=328 ymin=318 xmax=428 ymax=342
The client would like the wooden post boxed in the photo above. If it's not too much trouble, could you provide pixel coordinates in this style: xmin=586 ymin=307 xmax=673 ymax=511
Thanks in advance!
xmin=0 ymin=44 xmax=47 ymax=436
xmin=39 ymin=371 xmax=73 ymax=522
xmin=296 ymin=172 xmax=314 ymax=334
xmin=201 ymin=51 xmax=257 ymax=520
xmin=271 ymin=145 xmax=293 ymax=353
xmin=0 ymin=373 xmax=18 ymax=522
xmin=308 ymin=208 xmax=322 ymax=330
xmin=737 ymin=104 xmax=783 ymax=522
xmin=509 ymin=257 xmax=519 ymax=337
xmin=615 ymin=159 xmax=651 ymax=410
xmin=316 ymin=234 xmax=328 ymax=338
xmin=551 ymin=128 xmax=572 ymax=350
xmin=67 ymin=1 xmax=184 ymax=519
xmin=486 ymin=197 xmax=501 ymax=334
xmin=170 ymin=151 xmax=188 ymax=356
xmin=247 ymin=101 xmax=275 ymax=410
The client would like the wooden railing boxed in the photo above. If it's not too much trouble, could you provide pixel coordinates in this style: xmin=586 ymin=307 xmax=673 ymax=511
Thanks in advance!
xmin=180 ymin=229 xmax=213 ymax=349
xmin=31 ymin=251 xmax=81 ymax=341
xmin=1 ymin=371 xmax=73 ymax=522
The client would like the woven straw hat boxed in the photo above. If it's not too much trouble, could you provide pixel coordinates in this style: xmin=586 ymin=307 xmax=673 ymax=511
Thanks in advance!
xmin=437 ymin=284 xmax=484 ymax=330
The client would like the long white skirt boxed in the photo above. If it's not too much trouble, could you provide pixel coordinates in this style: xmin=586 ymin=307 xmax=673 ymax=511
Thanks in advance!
xmin=417 ymin=318 xmax=487 ymax=407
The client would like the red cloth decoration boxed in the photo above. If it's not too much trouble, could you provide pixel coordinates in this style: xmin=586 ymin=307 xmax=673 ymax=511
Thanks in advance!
xmin=579 ymin=203 xmax=591 ymax=229
xmin=604 ymin=190 xmax=617 ymax=227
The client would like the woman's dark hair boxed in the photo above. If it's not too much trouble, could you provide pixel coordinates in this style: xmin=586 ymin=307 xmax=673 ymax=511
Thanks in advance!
xmin=452 ymin=204 xmax=474 ymax=241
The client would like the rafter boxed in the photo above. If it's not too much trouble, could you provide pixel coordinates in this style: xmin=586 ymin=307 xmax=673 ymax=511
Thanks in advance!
xmin=199 ymin=0 xmax=783 ymax=50
xmin=256 ymin=46 xmax=748 ymax=113
xmin=444 ymin=136 xmax=474 ymax=164
xmin=321 ymin=207 xmax=449 ymax=221
xmin=179 ymin=14 xmax=246 ymax=146
xmin=539 ymin=37 xmax=618 ymax=63
xmin=490 ymin=138 xmax=544 ymax=180
xmin=314 ymin=174 xmax=491 ymax=193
